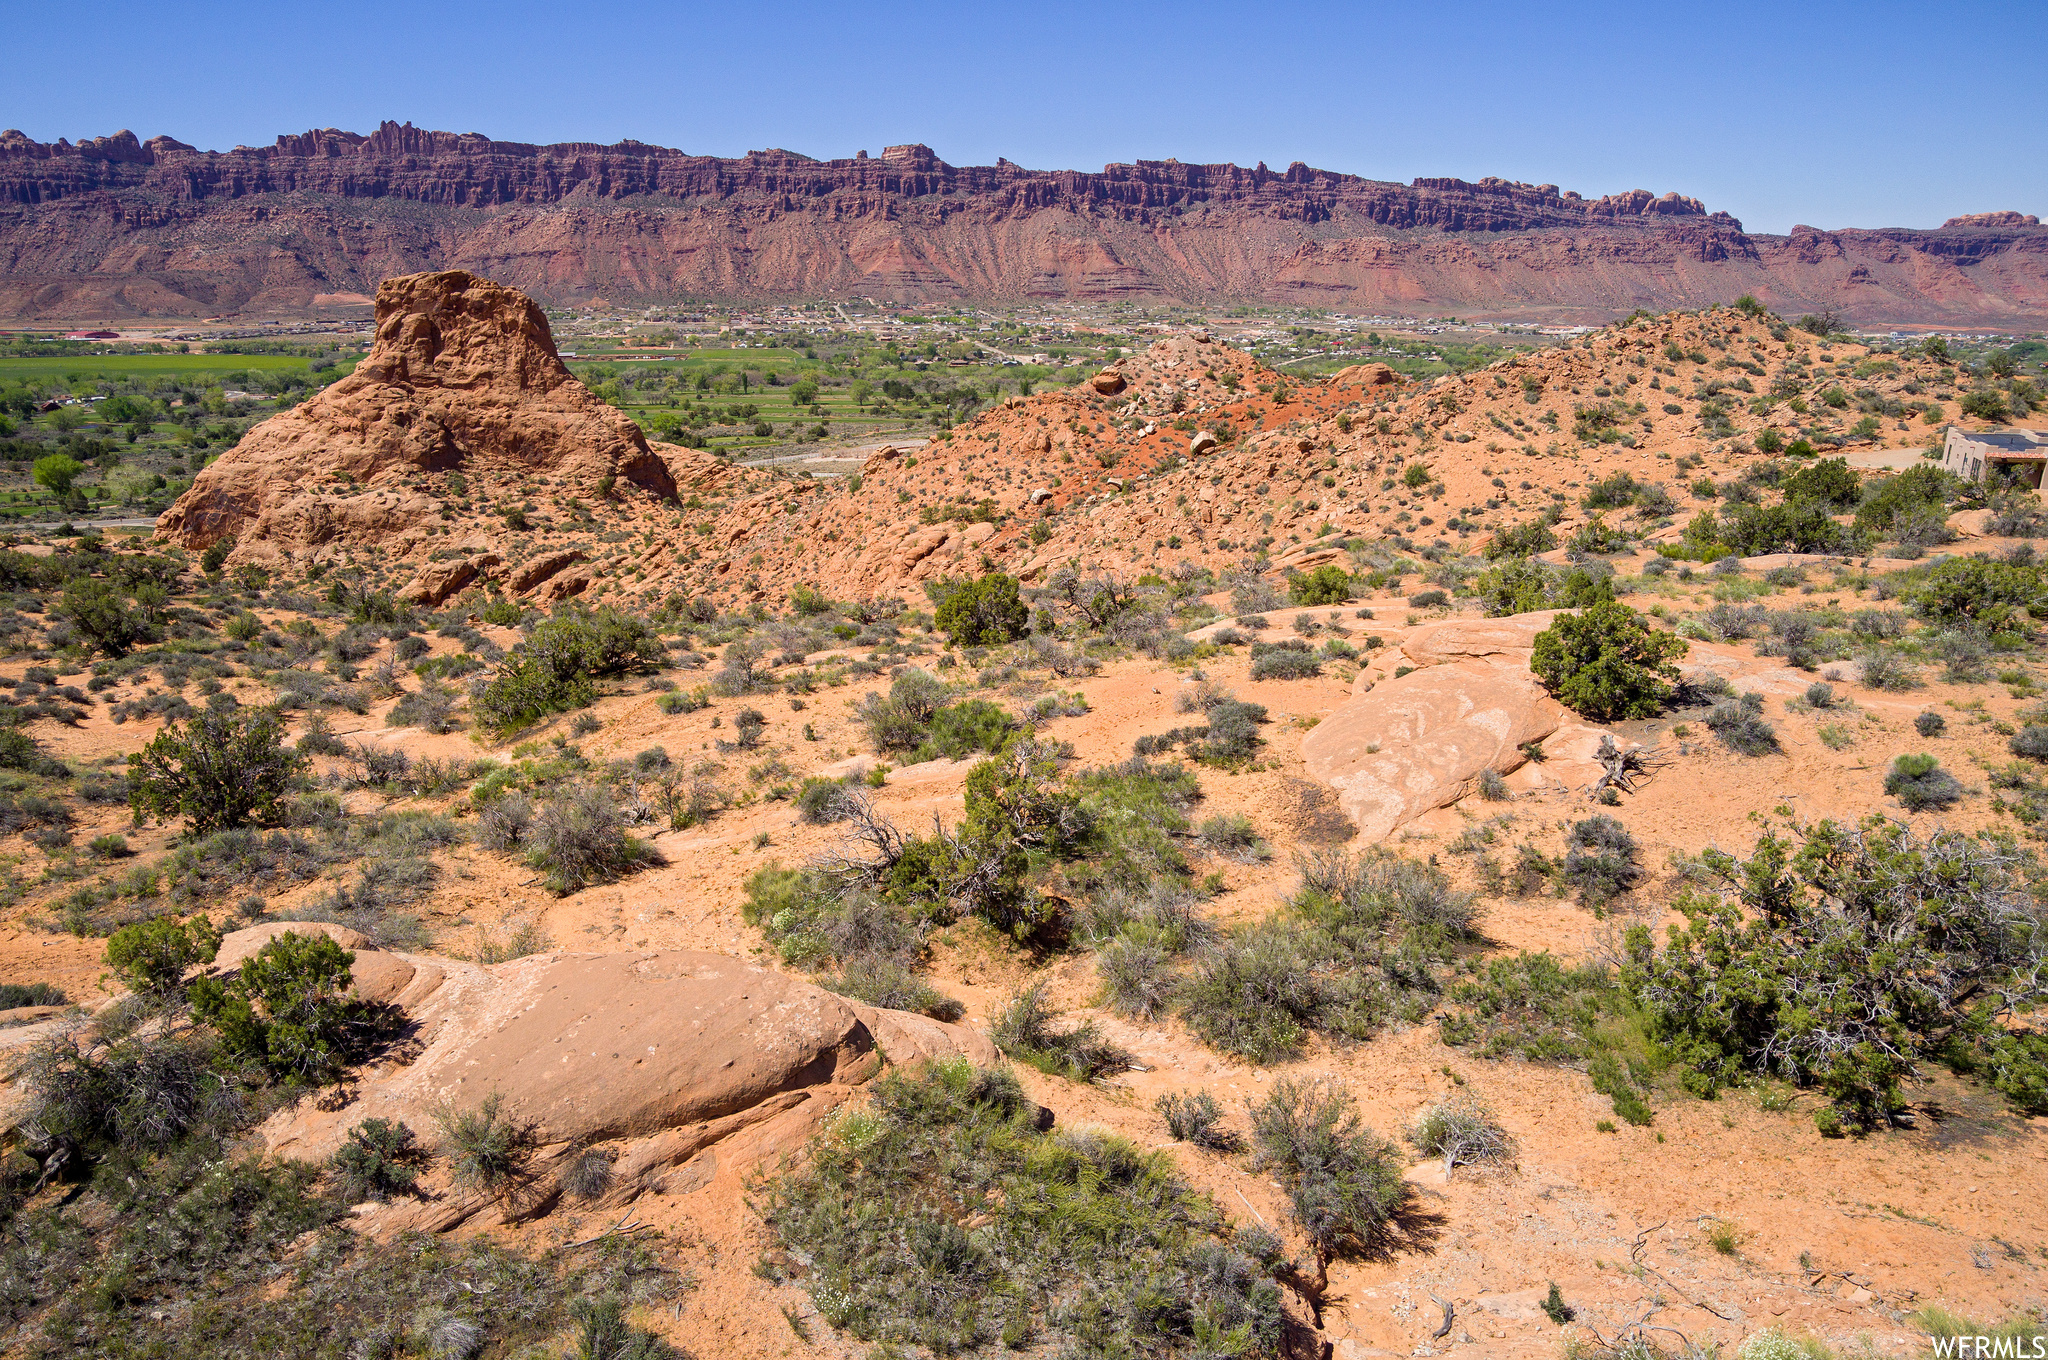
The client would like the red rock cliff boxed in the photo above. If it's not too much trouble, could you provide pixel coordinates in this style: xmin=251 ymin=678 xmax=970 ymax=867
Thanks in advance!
xmin=3 ymin=122 xmax=2043 ymax=324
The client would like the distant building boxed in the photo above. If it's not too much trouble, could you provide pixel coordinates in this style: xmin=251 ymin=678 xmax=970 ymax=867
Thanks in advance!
xmin=1942 ymin=426 xmax=2048 ymax=487
xmin=65 ymin=330 xmax=119 ymax=340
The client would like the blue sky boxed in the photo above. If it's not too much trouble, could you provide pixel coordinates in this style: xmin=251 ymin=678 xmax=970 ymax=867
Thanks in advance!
xmin=7 ymin=0 xmax=2042 ymax=235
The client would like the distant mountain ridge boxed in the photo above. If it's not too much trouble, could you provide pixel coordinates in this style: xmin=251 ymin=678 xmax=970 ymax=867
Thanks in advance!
xmin=1 ymin=120 xmax=2042 ymax=324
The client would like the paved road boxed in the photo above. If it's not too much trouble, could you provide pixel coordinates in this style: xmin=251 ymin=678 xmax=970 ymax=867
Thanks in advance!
xmin=8 ymin=516 xmax=161 ymax=531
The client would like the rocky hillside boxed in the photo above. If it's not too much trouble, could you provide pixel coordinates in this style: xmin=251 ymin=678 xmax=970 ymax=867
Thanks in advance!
xmin=570 ymin=303 xmax=1980 ymax=613
xmin=4 ymin=122 xmax=2045 ymax=323
xmin=164 ymin=272 xmax=2005 ymax=615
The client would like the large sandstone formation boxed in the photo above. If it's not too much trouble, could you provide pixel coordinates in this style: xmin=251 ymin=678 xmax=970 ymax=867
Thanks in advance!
xmin=1 ymin=923 xmax=995 ymax=1229
xmin=5 ymin=123 xmax=2046 ymax=324
xmin=153 ymin=270 xmax=724 ymax=564
xmin=1302 ymin=615 xmax=1574 ymax=842
xmin=1298 ymin=609 xmax=1861 ymax=842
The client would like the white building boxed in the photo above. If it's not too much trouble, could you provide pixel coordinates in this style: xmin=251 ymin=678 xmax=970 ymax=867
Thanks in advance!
xmin=1941 ymin=426 xmax=2048 ymax=487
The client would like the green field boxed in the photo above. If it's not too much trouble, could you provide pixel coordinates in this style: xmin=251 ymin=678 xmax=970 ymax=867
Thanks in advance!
xmin=567 ymin=346 xmax=807 ymax=366
xmin=0 ymin=354 xmax=314 ymax=383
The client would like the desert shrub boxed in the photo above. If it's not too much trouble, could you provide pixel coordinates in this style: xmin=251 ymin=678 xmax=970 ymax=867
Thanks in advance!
xmin=104 ymin=915 xmax=221 ymax=999
xmin=332 ymin=740 xmax=413 ymax=791
xmin=1435 ymin=951 xmax=1661 ymax=1125
xmin=469 ymin=919 xmax=552 ymax=964
xmin=1855 ymin=647 xmax=1918 ymax=691
xmin=1779 ymin=457 xmax=1861 ymax=510
xmin=471 ymin=608 xmax=661 ymax=735
xmin=1486 ymin=517 xmax=1557 ymax=560
xmin=330 ymin=1117 xmax=425 ymax=1202
xmin=1848 ymin=608 xmax=1907 ymax=641
xmin=1097 ymin=935 xmax=1179 ymax=1020
xmin=1932 ymin=628 xmax=1991 ymax=682
xmin=1177 ymin=846 xmax=1475 ymax=1061
xmin=1905 ymin=555 xmax=2045 ymax=631
xmin=561 ymin=1146 xmax=614 ymax=1201
xmin=1436 ymin=952 xmax=1617 ymax=1061
xmin=727 ymin=705 xmax=766 ymax=748
xmin=1248 ymin=1078 xmax=1406 ymax=1297
xmin=1984 ymin=491 xmax=2046 ymax=538
xmin=752 ymin=874 xmax=925 ymax=974
xmin=1694 ymin=601 xmax=1765 ymax=642
xmin=476 ymin=793 xmax=534 ymax=851
xmin=22 ymin=1026 xmax=246 ymax=1153
xmin=2010 ymin=724 xmax=2048 ymax=761
xmin=1296 ymin=845 xmax=1478 ymax=939
xmin=1850 ymin=466 xmax=1951 ymax=539
xmin=912 ymin=698 xmax=1015 ymax=762
xmin=817 ymin=953 xmax=962 ymax=1020
xmin=1531 ymin=601 xmax=1687 ymax=720
xmin=1705 ymin=691 xmax=1778 ymax=755
xmin=1410 ymin=1095 xmax=1514 ymax=1176
xmin=279 ymin=873 xmax=433 ymax=953
xmin=1961 ymin=387 xmax=2017 ymax=421
xmin=1197 ymin=812 xmax=1269 ymax=863
xmin=1885 ymin=753 xmax=1963 ymax=811
xmin=0 ymin=1106 xmax=685 ymax=1356
xmin=62 ymin=577 xmax=152 ymax=657
xmin=0 ymin=727 xmax=68 ymax=777
xmin=795 ymin=775 xmax=856 ymax=823
xmin=992 ymin=984 xmax=1133 ymax=1081
xmin=1249 ymin=646 xmax=1321 ymax=681
xmin=659 ymin=680 xmax=711 ymax=715
xmin=567 ymin=1298 xmax=674 ymax=1360
xmin=434 ymin=1091 xmax=536 ymax=1198
xmin=933 ymin=572 xmax=1028 ymax=647
xmin=856 ymin=668 xmax=952 ymax=751
xmin=330 ymin=623 xmax=382 ymax=663
xmin=1230 ymin=579 xmax=1284 ymax=614
xmin=1474 ymin=558 xmax=1555 ymax=616
xmin=386 ymin=682 xmax=460 ymax=733
xmin=758 ymin=1059 xmax=1283 ymax=1357
xmin=1562 ymin=814 xmax=1641 ymax=905
xmin=1765 ymin=610 xmax=1828 ymax=669
xmin=128 ymin=706 xmax=308 ymax=834
xmin=1178 ymin=921 xmax=1349 ymax=1062
xmin=1135 ymin=695 xmax=1269 ymax=763
xmin=1684 ymin=500 xmax=1860 ymax=556
xmin=1915 ymin=710 xmax=1947 ymax=737
xmin=1624 ymin=818 xmax=2048 ymax=1126
xmin=1473 ymin=559 xmax=1614 ymax=617
xmin=1191 ymin=845 xmax=1474 ymax=1055
xmin=1289 ymin=564 xmax=1353 ymax=606
xmin=0 ymin=980 xmax=66 ymax=1009
xmin=1156 ymin=1089 xmax=1240 ymax=1151
xmin=189 ymin=930 xmax=367 ymax=1084
xmin=1803 ymin=681 xmax=1836 ymax=709
xmin=523 ymin=785 xmax=653 ymax=894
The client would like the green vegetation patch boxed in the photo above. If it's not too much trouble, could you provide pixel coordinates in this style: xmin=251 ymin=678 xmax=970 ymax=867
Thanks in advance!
xmin=758 ymin=1058 xmax=1283 ymax=1358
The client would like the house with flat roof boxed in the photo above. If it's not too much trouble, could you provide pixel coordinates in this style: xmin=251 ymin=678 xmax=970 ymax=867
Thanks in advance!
xmin=1941 ymin=425 xmax=2048 ymax=487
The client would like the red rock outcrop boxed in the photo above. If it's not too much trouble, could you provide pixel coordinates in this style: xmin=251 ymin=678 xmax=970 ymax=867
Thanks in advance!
xmin=153 ymin=269 xmax=726 ymax=564
xmin=1944 ymin=211 xmax=2041 ymax=229
xmin=0 ymin=922 xmax=998 ymax=1230
xmin=5 ymin=123 xmax=2045 ymax=324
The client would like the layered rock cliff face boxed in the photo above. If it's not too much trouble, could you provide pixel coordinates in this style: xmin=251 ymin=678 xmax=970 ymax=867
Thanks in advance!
xmin=153 ymin=269 xmax=730 ymax=564
xmin=4 ymin=122 xmax=2043 ymax=322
